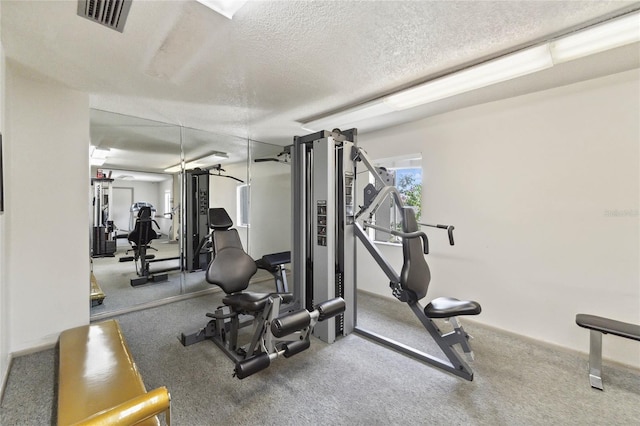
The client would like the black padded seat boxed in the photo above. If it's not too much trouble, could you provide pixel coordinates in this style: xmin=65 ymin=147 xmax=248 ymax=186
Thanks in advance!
xmin=424 ymin=297 xmax=481 ymax=318
xmin=255 ymin=251 xmax=291 ymax=272
xmin=209 ymin=208 xmax=234 ymax=230
xmin=128 ymin=206 xmax=158 ymax=248
xmin=223 ymin=292 xmax=294 ymax=312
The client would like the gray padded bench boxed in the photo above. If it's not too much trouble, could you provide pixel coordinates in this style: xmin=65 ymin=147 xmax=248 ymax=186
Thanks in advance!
xmin=575 ymin=314 xmax=640 ymax=390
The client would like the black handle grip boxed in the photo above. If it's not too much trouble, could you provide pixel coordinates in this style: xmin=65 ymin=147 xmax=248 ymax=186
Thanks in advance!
xmin=447 ymin=226 xmax=455 ymax=246
xmin=434 ymin=224 xmax=455 ymax=245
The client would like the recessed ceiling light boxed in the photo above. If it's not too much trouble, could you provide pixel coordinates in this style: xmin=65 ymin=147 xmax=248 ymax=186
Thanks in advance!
xmin=195 ymin=0 xmax=248 ymax=19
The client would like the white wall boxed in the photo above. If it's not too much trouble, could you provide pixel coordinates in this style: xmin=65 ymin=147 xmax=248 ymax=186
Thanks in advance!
xmin=4 ymin=63 xmax=90 ymax=352
xmin=357 ymin=69 xmax=640 ymax=368
xmin=0 ymin=0 xmax=10 ymax=393
xmin=249 ymin=160 xmax=291 ymax=259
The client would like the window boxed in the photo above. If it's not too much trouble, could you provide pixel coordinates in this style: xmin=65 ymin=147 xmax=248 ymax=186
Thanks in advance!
xmin=237 ymin=184 xmax=250 ymax=227
xmin=370 ymin=155 xmax=422 ymax=243
xmin=395 ymin=167 xmax=422 ymax=220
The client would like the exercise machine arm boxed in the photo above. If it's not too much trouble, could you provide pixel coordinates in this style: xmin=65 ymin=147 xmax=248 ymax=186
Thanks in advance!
xmin=419 ymin=222 xmax=455 ymax=246
xmin=363 ymin=221 xmax=430 ymax=255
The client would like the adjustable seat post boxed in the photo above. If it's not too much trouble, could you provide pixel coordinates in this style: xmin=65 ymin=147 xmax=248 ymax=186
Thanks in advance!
xmin=449 ymin=317 xmax=474 ymax=361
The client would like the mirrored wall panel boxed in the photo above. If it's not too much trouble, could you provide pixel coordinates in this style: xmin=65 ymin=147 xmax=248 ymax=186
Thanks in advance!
xmin=89 ymin=109 xmax=291 ymax=319
xmin=248 ymin=140 xmax=291 ymax=260
xmin=89 ymin=110 xmax=183 ymax=316
xmin=180 ymin=127 xmax=251 ymax=292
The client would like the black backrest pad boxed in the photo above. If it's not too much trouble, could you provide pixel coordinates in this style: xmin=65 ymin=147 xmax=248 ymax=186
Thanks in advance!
xmin=209 ymin=208 xmax=233 ymax=230
xmin=128 ymin=206 xmax=157 ymax=245
xmin=400 ymin=207 xmax=430 ymax=301
xmin=206 ymin=229 xmax=257 ymax=294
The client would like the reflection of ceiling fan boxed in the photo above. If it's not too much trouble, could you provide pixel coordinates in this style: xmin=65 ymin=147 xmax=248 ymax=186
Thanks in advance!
xmin=254 ymin=147 xmax=291 ymax=165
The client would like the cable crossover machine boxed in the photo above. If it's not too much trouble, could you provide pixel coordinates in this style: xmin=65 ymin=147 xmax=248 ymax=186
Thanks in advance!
xmin=291 ymin=128 xmax=482 ymax=380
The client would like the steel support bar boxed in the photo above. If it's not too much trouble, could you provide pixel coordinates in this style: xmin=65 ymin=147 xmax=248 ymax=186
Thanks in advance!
xmin=353 ymin=222 xmax=400 ymax=284
xmin=353 ymin=326 xmax=472 ymax=380
xmin=588 ymin=330 xmax=604 ymax=390
xmin=408 ymin=302 xmax=474 ymax=380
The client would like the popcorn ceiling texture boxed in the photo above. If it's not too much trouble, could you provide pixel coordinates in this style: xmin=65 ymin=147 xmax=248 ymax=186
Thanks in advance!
xmin=2 ymin=1 xmax=636 ymax=143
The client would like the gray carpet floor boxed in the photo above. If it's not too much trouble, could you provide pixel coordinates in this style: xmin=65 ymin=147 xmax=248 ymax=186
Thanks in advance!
xmin=2 ymin=284 xmax=639 ymax=425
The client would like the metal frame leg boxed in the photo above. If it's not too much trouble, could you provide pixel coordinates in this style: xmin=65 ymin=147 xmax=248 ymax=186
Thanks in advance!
xmin=588 ymin=330 xmax=604 ymax=390
xmin=354 ymin=302 xmax=475 ymax=381
xmin=449 ymin=317 xmax=475 ymax=361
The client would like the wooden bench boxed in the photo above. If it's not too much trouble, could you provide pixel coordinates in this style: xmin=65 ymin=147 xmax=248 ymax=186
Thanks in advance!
xmin=575 ymin=314 xmax=640 ymax=390
xmin=58 ymin=319 xmax=171 ymax=425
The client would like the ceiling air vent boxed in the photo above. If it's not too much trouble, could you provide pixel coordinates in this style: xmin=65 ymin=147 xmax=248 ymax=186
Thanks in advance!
xmin=77 ymin=0 xmax=132 ymax=33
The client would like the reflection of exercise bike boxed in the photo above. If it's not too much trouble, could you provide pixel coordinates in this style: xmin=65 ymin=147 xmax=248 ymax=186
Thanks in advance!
xmin=128 ymin=201 xmax=157 ymax=232
xmin=181 ymin=208 xmax=346 ymax=379
xmin=119 ymin=205 xmax=178 ymax=286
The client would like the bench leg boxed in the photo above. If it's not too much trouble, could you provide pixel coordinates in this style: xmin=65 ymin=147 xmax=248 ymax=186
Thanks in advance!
xmin=588 ymin=330 xmax=604 ymax=390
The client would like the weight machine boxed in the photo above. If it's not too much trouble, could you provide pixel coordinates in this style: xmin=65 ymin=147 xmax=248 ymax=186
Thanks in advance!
xmin=184 ymin=166 xmax=246 ymax=272
xmin=291 ymin=129 xmax=481 ymax=380
xmin=91 ymin=177 xmax=117 ymax=258
xmin=181 ymin=208 xmax=345 ymax=379
xmin=184 ymin=168 xmax=212 ymax=272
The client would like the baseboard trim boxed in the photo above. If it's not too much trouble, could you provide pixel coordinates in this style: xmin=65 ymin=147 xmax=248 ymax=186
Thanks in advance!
xmin=0 ymin=353 xmax=13 ymax=405
xmin=11 ymin=341 xmax=57 ymax=358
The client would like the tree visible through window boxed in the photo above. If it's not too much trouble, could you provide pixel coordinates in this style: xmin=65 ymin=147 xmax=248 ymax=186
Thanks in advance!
xmin=396 ymin=168 xmax=422 ymax=221
xmin=370 ymin=155 xmax=422 ymax=243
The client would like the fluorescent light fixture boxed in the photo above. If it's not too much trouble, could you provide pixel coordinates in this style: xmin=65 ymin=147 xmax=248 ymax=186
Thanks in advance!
xmin=299 ymin=11 xmax=638 ymax=131
xmin=195 ymin=0 xmax=248 ymax=19
xmin=90 ymin=158 xmax=106 ymax=166
xmin=164 ymin=151 xmax=229 ymax=173
xmin=384 ymin=45 xmax=554 ymax=110
xmin=90 ymin=145 xmax=109 ymax=166
xmin=550 ymin=12 xmax=640 ymax=63
xmin=90 ymin=146 xmax=110 ymax=159
xmin=301 ymin=100 xmax=395 ymax=132
xmin=164 ymin=164 xmax=184 ymax=174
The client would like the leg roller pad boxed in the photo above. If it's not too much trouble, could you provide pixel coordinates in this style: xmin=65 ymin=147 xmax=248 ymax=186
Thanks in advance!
xmin=271 ymin=310 xmax=311 ymax=338
xmin=235 ymin=353 xmax=271 ymax=379
xmin=317 ymin=297 xmax=346 ymax=321
xmin=283 ymin=340 xmax=311 ymax=358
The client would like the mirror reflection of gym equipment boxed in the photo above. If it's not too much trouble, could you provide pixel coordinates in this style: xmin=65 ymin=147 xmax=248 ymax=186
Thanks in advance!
xmin=90 ymin=176 xmax=117 ymax=258
xmin=119 ymin=203 xmax=181 ymax=286
xmin=88 ymin=110 xmax=292 ymax=319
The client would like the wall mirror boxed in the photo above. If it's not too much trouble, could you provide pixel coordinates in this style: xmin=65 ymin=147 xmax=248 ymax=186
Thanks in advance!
xmin=89 ymin=109 xmax=291 ymax=319
xmin=248 ymin=140 xmax=291 ymax=260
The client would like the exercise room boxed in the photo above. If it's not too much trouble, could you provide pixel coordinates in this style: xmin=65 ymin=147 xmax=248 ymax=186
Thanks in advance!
xmin=0 ymin=1 xmax=638 ymax=425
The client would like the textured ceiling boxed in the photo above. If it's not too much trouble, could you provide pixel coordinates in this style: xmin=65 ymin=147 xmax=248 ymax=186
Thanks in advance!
xmin=2 ymin=0 xmax=639 ymax=170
